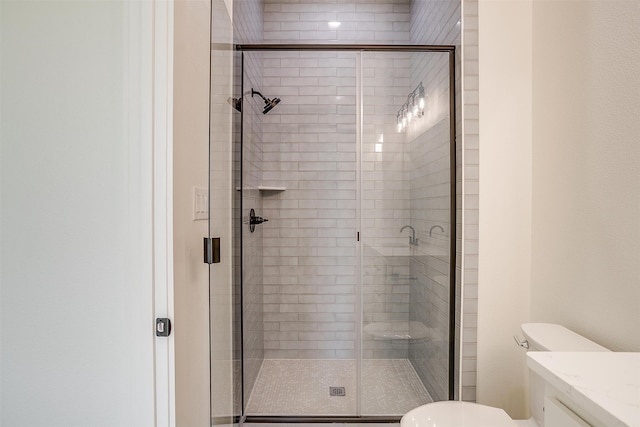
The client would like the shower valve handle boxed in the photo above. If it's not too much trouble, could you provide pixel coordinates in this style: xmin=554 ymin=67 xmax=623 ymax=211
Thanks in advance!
xmin=250 ymin=216 xmax=268 ymax=225
xmin=249 ymin=208 xmax=268 ymax=233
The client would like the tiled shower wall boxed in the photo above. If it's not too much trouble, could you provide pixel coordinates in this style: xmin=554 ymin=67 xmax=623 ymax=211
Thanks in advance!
xmin=229 ymin=0 xmax=478 ymax=403
xmin=259 ymin=0 xmax=414 ymax=359
xmin=241 ymin=56 xmax=265 ymax=404
xmin=361 ymin=51 xmax=412 ymax=359
xmin=460 ymin=0 xmax=479 ymax=403
xmin=232 ymin=50 xmax=242 ymax=416
xmin=259 ymin=51 xmax=358 ymax=359
xmin=264 ymin=0 xmax=410 ymax=44
xmin=233 ymin=0 xmax=265 ymax=406
xmin=408 ymin=0 xmax=480 ymax=403
xmin=408 ymin=0 xmax=461 ymax=402
xmin=405 ymin=52 xmax=452 ymax=402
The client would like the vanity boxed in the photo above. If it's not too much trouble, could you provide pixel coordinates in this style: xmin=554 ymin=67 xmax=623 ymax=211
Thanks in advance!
xmin=527 ymin=352 xmax=640 ymax=427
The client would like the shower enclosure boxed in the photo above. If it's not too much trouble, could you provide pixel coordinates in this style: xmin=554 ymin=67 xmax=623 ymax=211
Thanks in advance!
xmin=223 ymin=44 xmax=455 ymax=421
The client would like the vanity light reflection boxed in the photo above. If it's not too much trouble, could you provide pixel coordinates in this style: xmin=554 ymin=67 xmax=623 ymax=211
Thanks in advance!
xmin=397 ymin=82 xmax=426 ymax=133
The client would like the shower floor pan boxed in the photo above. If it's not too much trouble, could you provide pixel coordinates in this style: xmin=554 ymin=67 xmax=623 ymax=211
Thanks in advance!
xmin=245 ymin=358 xmax=432 ymax=416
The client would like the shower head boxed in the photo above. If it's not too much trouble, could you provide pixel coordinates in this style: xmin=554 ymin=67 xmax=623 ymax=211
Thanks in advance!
xmin=251 ymin=88 xmax=281 ymax=115
xmin=262 ymin=97 xmax=281 ymax=114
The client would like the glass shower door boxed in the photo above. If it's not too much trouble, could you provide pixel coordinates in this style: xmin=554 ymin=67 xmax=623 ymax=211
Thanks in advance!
xmin=228 ymin=46 xmax=456 ymax=420
xmin=209 ymin=0 xmax=236 ymax=425
xmin=240 ymin=50 xmax=360 ymax=417
xmin=360 ymin=50 xmax=454 ymax=415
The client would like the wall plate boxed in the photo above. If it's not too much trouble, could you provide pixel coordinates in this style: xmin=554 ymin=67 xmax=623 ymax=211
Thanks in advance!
xmin=193 ymin=186 xmax=208 ymax=221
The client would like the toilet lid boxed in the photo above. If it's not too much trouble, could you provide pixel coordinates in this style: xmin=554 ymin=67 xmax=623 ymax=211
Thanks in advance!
xmin=401 ymin=401 xmax=517 ymax=427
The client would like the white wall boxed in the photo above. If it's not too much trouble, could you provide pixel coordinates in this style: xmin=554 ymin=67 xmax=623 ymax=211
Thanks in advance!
xmin=0 ymin=2 xmax=157 ymax=425
xmin=477 ymin=0 xmax=640 ymax=418
xmin=477 ymin=0 xmax=532 ymax=418
xmin=173 ymin=0 xmax=211 ymax=425
xmin=530 ymin=1 xmax=640 ymax=352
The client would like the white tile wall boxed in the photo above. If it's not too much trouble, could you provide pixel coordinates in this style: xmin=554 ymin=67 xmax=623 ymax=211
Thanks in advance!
xmin=232 ymin=50 xmax=243 ymax=417
xmin=234 ymin=0 xmax=263 ymax=44
xmin=257 ymin=1 xmax=415 ymax=359
xmin=409 ymin=0 xmax=463 ymax=401
xmin=230 ymin=0 xmax=473 ymax=402
xmin=460 ymin=0 xmax=479 ymax=403
xmin=264 ymin=0 xmax=411 ymax=44
xmin=233 ymin=0 xmax=265 ymax=407
xmin=259 ymin=51 xmax=359 ymax=359
xmin=411 ymin=0 xmax=461 ymax=45
xmin=361 ymin=51 xmax=412 ymax=359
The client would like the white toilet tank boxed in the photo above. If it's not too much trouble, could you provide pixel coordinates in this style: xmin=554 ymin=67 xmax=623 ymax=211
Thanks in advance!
xmin=520 ymin=323 xmax=610 ymax=352
xmin=520 ymin=323 xmax=610 ymax=426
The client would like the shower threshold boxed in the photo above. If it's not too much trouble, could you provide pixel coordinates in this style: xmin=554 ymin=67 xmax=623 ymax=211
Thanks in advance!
xmin=244 ymin=415 xmax=402 ymax=423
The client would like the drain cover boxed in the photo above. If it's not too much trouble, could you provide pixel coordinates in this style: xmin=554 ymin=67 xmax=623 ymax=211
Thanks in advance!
xmin=329 ymin=386 xmax=346 ymax=397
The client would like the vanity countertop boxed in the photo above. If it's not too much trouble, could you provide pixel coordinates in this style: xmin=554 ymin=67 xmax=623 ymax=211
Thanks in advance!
xmin=527 ymin=352 xmax=640 ymax=427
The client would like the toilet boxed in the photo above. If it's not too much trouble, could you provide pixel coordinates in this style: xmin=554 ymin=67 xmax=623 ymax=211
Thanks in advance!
xmin=401 ymin=323 xmax=610 ymax=427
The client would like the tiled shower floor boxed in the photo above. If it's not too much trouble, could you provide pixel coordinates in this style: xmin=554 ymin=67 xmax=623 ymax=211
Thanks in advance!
xmin=245 ymin=359 xmax=432 ymax=416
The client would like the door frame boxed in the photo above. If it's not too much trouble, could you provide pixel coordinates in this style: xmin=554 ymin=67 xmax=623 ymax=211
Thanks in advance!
xmin=129 ymin=0 xmax=176 ymax=425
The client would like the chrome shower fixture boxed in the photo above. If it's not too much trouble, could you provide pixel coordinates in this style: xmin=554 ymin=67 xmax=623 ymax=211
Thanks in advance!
xmin=396 ymin=82 xmax=426 ymax=133
xmin=400 ymin=224 xmax=419 ymax=246
xmin=251 ymin=88 xmax=281 ymax=114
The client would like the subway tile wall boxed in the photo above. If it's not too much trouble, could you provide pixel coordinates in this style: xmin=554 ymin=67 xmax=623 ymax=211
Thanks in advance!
xmin=408 ymin=0 xmax=462 ymax=401
xmin=461 ymin=0 xmax=479 ymax=403
xmin=259 ymin=51 xmax=359 ymax=358
xmin=233 ymin=0 xmax=265 ymax=407
xmin=241 ymin=60 xmax=265 ymax=405
xmin=229 ymin=0 xmax=477 ymax=402
xmin=233 ymin=0 xmax=263 ymax=44
xmin=405 ymin=58 xmax=452 ymax=400
xmin=232 ymin=49 xmax=243 ymax=416
xmin=259 ymin=0 xmax=415 ymax=359
xmin=361 ymin=51 xmax=412 ymax=359
xmin=406 ymin=52 xmax=454 ymax=402
xmin=264 ymin=0 xmax=411 ymax=44
xmin=410 ymin=0 xmax=479 ymax=403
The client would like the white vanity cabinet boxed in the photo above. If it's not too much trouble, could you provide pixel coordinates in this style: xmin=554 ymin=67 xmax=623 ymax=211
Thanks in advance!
xmin=544 ymin=396 xmax=591 ymax=426
xmin=527 ymin=352 xmax=640 ymax=427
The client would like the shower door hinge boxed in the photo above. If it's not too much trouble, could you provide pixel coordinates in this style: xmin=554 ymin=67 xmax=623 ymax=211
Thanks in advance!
xmin=204 ymin=237 xmax=221 ymax=264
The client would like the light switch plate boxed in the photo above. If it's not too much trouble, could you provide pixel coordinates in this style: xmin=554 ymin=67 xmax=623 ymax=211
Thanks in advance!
xmin=193 ymin=187 xmax=208 ymax=221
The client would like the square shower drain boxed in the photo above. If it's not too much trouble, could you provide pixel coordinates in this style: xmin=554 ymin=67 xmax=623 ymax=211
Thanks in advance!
xmin=329 ymin=386 xmax=345 ymax=397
